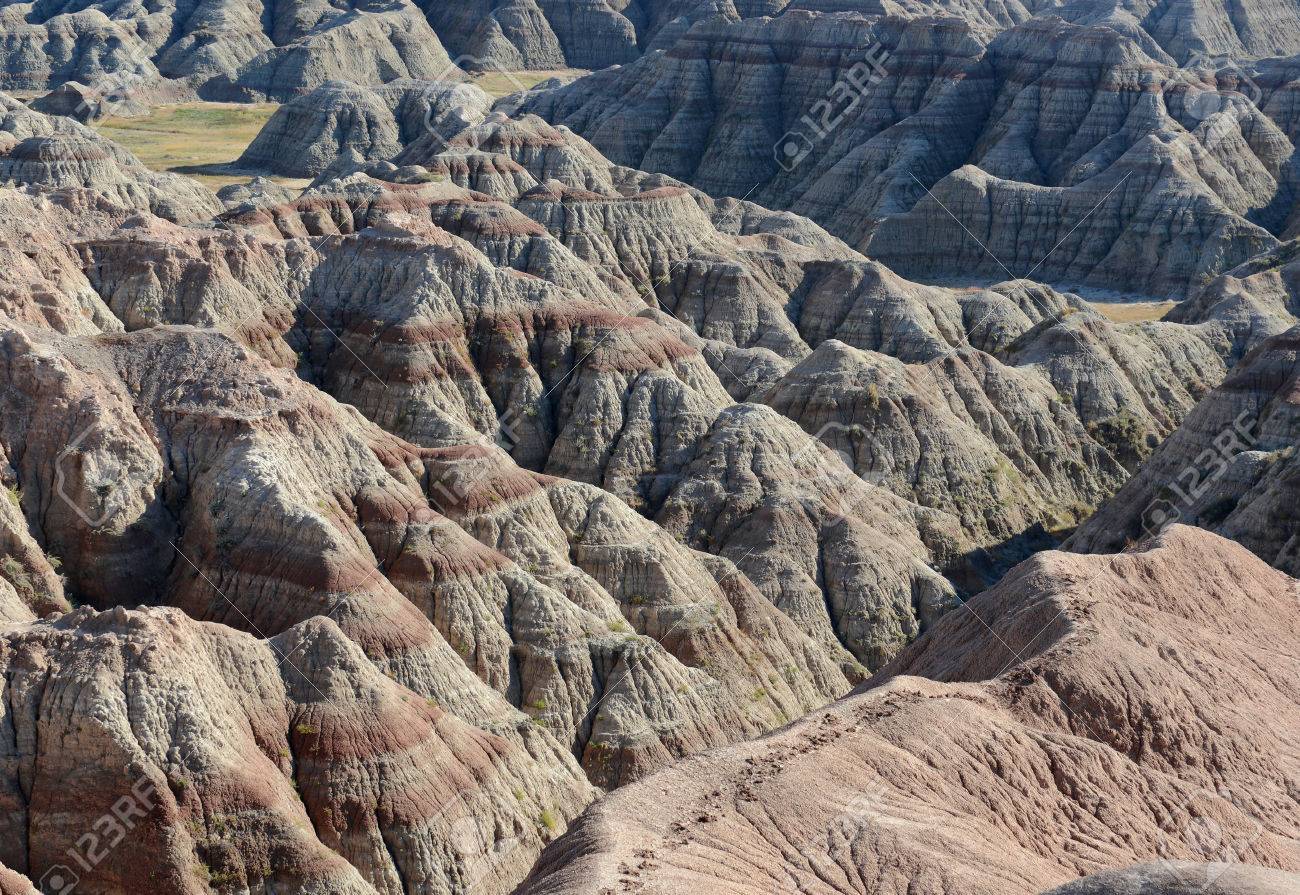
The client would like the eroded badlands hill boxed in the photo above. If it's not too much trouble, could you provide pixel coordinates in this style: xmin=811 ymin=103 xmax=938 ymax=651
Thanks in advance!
xmin=0 ymin=0 xmax=768 ymax=100
xmin=515 ymin=526 xmax=1300 ymax=895
xmin=1070 ymin=323 xmax=1300 ymax=571
xmin=0 ymin=48 xmax=1291 ymax=891
xmin=0 ymin=0 xmax=465 ymax=101
xmin=0 ymin=606 xmax=595 ymax=894
xmin=0 ymin=93 xmax=1244 ymax=694
xmin=524 ymin=10 xmax=1300 ymax=298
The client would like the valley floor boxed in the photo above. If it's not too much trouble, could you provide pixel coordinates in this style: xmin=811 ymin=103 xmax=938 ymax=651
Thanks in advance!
xmin=94 ymin=102 xmax=308 ymax=191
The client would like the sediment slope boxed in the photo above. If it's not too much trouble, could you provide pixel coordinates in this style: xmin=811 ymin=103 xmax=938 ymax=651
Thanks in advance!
xmin=515 ymin=526 xmax=1300 ymax=895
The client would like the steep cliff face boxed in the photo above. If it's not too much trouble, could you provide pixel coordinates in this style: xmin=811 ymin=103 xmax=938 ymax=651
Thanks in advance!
xmin=524 ymin=11 xmax=1297 ymax=298
xmin=1069 ymin=325 xmax=1300 ymax=574
xmin=515 ymin=526 xmax=1300 ymax=895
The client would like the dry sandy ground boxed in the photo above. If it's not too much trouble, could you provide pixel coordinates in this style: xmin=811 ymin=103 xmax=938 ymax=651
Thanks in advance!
xmin=1086 ymin=300 xmax=1176 ymax=322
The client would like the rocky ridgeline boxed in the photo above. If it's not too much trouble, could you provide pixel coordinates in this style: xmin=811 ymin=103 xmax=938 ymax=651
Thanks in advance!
xmin=0 ymin=0 xmax=464 ymax=101
xmin=524 ymin=10 xmax=1300 ymax=298
xmin=0 ymin=93 xmax=1246 ymax=849
xmin=236 ymin=92 xmax=1231 ymax=542
xmin=515 ymin=526 xmax=1300 ymax=894
xmin=0 ymin=96 xmax=1242 ymax=699
xmin=1167 ymin=236 xmax=1300 ymax=361
xmin=1069 ymin=322 xmax=1300 ymax=573
xmin=0 ymin=10 xmax=1292 ymax=893
xmin=0 ymin=94 xmax=220 ymax=222
xmin=0 ymin=0 xmax=761 ymax=101
xmin=6 ymin=0 xmax=1299 ymax=107
xmin=7 ymin=0 xmax=1299 ymax=106
xmin=0 ymin=605 xmax=596 ymax=893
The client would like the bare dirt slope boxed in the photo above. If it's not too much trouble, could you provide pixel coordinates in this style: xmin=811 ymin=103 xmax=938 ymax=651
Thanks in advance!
xmin=515 ymin=526 xmax=1300 ymax=895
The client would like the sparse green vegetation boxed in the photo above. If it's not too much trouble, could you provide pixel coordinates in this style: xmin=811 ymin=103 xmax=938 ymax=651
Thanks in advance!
xmin=1088 ymin=410 xmax=1152 ymax=463
xmin=469 ymin=68 xmax=588 ymax=99
xmin=0 ymin=557 xmax=30 ymax=593
xmin=538 ymin=807 xmax=560 ymax=833
xmin=95 ymin=102 xmax=312 ymax=191
xmin=1086 ymin=300 xmax=1175 ymax=323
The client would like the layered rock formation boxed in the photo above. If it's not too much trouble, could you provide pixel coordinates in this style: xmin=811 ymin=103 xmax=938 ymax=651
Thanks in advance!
xmin=418 ymin=0 xmax=747 ymax=70
xmin=1069 ymin=324 xmax=1300 ymax=573
xmin=236 ymin=80 xmax=494 ymax=177
xmin=515 ymin=526 xmax=1300 ymax=895
xmin=1050 ymin=0 xmax=1300 ymax=63
xmin=0 ymin=0 xmax=766 ymax=100
xmin=0 ymin=605 xmax=595 ymax=893
xmin=233 ymin=101 xmax=1229 ymax=552
xmin=1167 ymin=237 xmax=1300 ymax=362
xmin=0 ymin=94 xmax=220 ymax=222
xmin=0 ymin=0 xmax=462 ymax=101
xmin=524 ymin=10 xmax=1299 ymax=298
xmin=0 ymin=97 xmax=1236 ymax=691
xmin=0 ymin=46 xmax=1289 ymax=890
